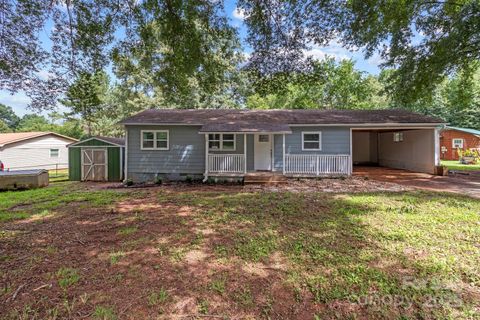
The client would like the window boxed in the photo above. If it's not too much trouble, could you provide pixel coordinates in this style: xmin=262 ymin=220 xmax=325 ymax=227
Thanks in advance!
xmin=393 ymin=132 xmax=404 ymax=142
xmin=208 ymin=133 xmax=235 ymax=151
xmin=452 ymin=138 xmax=464 ymax=149
xmin=141 ymin=130 xmax=169 ymax=150
xmin=302 ymin=132 xmax=321 ymax=150
xmin=50 ymin=149 xmax=59 ymax=158
xmin=258 ymin=135 xmax=269 ymax=142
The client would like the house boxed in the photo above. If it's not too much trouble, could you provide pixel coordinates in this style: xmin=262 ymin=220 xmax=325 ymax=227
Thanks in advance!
xmin=0 ymin=132 xmax=77 ymax=171
xmin=67 ymin=136 xmax=125 ymax=182
xmin=119 ymin=109 xmax=444 ymax=182
xmin=439 ymin=126 xmax=480 ymax=161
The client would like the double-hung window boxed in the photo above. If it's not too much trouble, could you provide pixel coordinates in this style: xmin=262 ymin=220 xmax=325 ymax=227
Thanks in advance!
xmin=302 ymin=132 xmax=322 ymax=151
xmin=141 ymin=130 xmax=169 ymax=150
xmin=393 ymin=132 xmax=404 ymax=142
xmin=50 ymin=149 xmax=59 ymax=158
xmin=208 ymin=134 xmax=235 ymax=151
xmin=452 ymin=138 xmax=464 ymax=149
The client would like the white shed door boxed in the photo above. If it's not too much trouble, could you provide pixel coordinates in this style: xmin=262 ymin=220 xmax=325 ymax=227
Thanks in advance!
xmin=81 ymin=149 xmax=107 ymax=181
xmin=254 ymin=134 xmax=272 ymax=171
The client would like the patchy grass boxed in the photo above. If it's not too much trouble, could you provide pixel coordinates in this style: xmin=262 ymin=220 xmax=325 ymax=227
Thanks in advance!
xmin=442 ymin=160 xmax=480 ymax=171
xmin=93 ymin=306 xmax=116 ymax=320
xmin=0 ymin=183 xmax=479 ymax=319
xmin=48 ymin=169 xmax=69 ymax=182
xmin=56 ymin=267 xmax=80 ymax=289
xmin=0 ymin=183 xmax=129 ymax=223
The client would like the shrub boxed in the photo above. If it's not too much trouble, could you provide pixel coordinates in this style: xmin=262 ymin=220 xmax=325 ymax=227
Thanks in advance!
xmin=124 ymin=179 xmax=134 ymax=186
xmin=155 ymin=176 xmax=163 ymax=185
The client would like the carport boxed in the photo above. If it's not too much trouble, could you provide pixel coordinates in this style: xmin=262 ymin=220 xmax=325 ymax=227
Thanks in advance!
xmin=351 ymin=126 xmax=441 ymax=174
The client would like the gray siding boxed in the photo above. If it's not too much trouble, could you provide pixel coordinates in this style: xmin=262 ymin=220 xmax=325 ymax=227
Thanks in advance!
xmin=273 ymin=127 xmax=351 ymax=171
xmin=127 ymin=125 xmax=205 ymax=181
xmin=126 ymin=125 xmax=351 ymax=181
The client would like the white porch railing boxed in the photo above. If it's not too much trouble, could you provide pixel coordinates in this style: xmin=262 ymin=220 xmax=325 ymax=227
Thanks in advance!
xmin=208 ymin=154 xmax=245 ymax=174
xmin=285 ymin=154 xmax=351 ymax=175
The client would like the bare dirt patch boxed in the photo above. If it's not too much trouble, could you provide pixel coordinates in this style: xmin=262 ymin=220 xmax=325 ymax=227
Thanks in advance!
xmin=1 ymin=182 xmax=478 ymax=319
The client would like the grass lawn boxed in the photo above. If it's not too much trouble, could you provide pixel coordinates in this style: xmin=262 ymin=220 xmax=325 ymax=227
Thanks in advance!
xmin=0 ymin=181 xmax=479 ymax=319
xmin=442 ymin=160 xmax=480 ymax=171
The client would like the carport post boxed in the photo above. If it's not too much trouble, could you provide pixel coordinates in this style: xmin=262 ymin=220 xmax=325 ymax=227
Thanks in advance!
xmin=434 ymin=127 xmax=441 ymax=166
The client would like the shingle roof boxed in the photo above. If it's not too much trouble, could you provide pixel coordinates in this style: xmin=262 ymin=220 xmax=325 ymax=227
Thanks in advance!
xmin=0 ymin=132 xmax=77 ymax=147
xmin=120 ymin=109 xmax=444 ymax=132
xmin=445 ymin=126 xmax=480 ymax=136
xmin=93 ymin=136 xmax=125 ymax=146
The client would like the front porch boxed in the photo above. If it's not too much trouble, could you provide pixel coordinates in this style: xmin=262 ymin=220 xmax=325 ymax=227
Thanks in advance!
xmin=203 ymin=132 xmax=352 ymax=180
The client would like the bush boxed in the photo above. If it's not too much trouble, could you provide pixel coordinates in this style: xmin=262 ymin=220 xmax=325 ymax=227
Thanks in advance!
xmin=458 ymin=148 xmax=479 ymax=164
xmin=124 ymin=179 xmax=134 ymax=186
xmin=155 ymin=176 xmax=163 ymax=185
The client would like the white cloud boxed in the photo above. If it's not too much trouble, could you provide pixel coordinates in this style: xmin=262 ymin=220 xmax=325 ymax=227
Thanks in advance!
xmin=232 ymin=7 xmax=246 ymax=20
xmin=303 ymin=38 xmax=350 ymax=61
xmin=0 ymin=90 xmax=32 ymax=116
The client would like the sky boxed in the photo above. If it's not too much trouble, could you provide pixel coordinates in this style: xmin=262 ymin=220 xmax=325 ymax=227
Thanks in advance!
xmin=1 ymin=0 xmax=383 ymax=118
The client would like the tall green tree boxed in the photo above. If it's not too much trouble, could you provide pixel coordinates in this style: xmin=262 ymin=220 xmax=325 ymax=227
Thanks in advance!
xmin=0 ymin=103 xmax=20 ymax=129
xmin=60 ymin=71 xmax=109 ymax=135
xmin=247 ymin=58 xmax=383 ymax=110
xmin=112 ymin=0 xmax=245 ymax=108
xmin=239 ymin=0 xmax=480 ymax=102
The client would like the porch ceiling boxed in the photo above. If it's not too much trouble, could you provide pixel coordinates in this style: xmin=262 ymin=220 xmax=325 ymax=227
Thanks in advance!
xmin=199 ymin=122 xmax=292 ymax=133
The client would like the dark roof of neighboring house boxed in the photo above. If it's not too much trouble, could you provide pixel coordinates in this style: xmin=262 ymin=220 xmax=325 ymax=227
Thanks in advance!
xmin=0 ymin=132 xmax=77 ymax=148
xmin=444 ymin=126 xmax=480 ymax=136
xmin=120 ymin=109 xmax=444 ymax=132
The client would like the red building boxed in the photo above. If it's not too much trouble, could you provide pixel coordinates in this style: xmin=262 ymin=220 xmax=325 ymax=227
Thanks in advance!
xmin=440 ymin=126 xmax=480 ymax=160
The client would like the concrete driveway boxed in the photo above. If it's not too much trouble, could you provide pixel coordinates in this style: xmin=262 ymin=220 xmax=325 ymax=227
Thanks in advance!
xmin=354 ymin=166 xmax=480 ymax=199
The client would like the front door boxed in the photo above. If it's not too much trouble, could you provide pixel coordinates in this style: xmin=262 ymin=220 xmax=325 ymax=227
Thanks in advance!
xmin=254 ymin=134 xmax=272 ymax=171
xmin=81 ymin=148 xmax=107 ymax=181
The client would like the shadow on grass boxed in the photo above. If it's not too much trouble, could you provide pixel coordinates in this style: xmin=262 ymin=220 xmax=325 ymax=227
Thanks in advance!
xmin=1 ymin=186 xmax=478 ymax=319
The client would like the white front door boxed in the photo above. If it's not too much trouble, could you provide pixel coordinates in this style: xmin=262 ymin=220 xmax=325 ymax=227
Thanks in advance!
xmin=254 ymin=134 xmax=272 ymax=171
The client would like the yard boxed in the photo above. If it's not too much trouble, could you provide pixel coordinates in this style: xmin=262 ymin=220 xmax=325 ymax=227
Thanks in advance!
xmin=0 ymin=179 xmax=479 ymax=319
xmin=442 ymin=160 xmax=480 ymax=172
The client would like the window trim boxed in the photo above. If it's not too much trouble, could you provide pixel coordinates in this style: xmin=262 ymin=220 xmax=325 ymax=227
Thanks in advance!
xmin=208 ymin=133 xmax=236 ymax=151
xmin=140 ymin=130 xmax=169 ymax=150
xmin=452 ymin=138 xmax=464 ymax=149
xmin=50 ymin=148 xmax=59 ymax=158
xmin=302 ymin=131 xmax=322 ymax=151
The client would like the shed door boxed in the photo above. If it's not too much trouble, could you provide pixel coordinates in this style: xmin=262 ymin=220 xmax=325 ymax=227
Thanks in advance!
xmin=81 ymin=149 xmax=107 ymax=181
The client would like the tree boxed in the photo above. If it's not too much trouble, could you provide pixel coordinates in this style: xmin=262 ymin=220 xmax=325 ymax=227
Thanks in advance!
xmin=0 ymin=120 xmax=13 ymax=133
xmin=0 ymin=103 xmax=20 ymax=129
xmin=112 ymin=0 xmax=245 ymax=108
xmin=16 ymin=114 xmax=54 ymax=132
xmin=239 ymin=0 xmax=480 ymax=102
xmin=60 ymin=71 xmax=109 ymax=135
xmin=246 ymin=58 xmax=383 ymax=110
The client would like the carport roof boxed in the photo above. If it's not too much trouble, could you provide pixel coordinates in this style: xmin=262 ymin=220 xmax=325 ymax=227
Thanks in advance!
xmin=120 ymin=109 xmax=445 ymax=127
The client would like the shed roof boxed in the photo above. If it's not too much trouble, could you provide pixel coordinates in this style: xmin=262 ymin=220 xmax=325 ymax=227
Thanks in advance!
xmin=68 ymin=136 xmax=125 ymax=147
xmin=445 ymin=126 xmax=480 ymax=136
xmin=0 ymin=132 xmax=77 ymax=148
xmin=120 ymin=109 xmax=444 ymax=132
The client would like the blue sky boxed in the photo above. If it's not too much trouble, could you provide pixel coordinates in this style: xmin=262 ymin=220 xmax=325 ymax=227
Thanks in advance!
xmin=1 ymin=0 xmax=382 ymax=117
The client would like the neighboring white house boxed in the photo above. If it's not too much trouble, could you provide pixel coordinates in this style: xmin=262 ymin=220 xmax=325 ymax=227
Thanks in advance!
xmin=0 ymin=132 xmax=78 ymax=171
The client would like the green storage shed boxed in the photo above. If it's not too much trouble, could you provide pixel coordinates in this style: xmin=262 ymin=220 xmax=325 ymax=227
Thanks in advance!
xmin=68 ymin=136 xmax=125 ymax=182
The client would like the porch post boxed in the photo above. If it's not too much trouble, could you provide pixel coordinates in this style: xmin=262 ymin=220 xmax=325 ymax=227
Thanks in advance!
xmin=203 ymin=134 xmax=209 ymax=182
xmin=244 ymin=133 xmax=247 ymax=174
xmin=282 ymin=134 xmax=286 ymax=175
